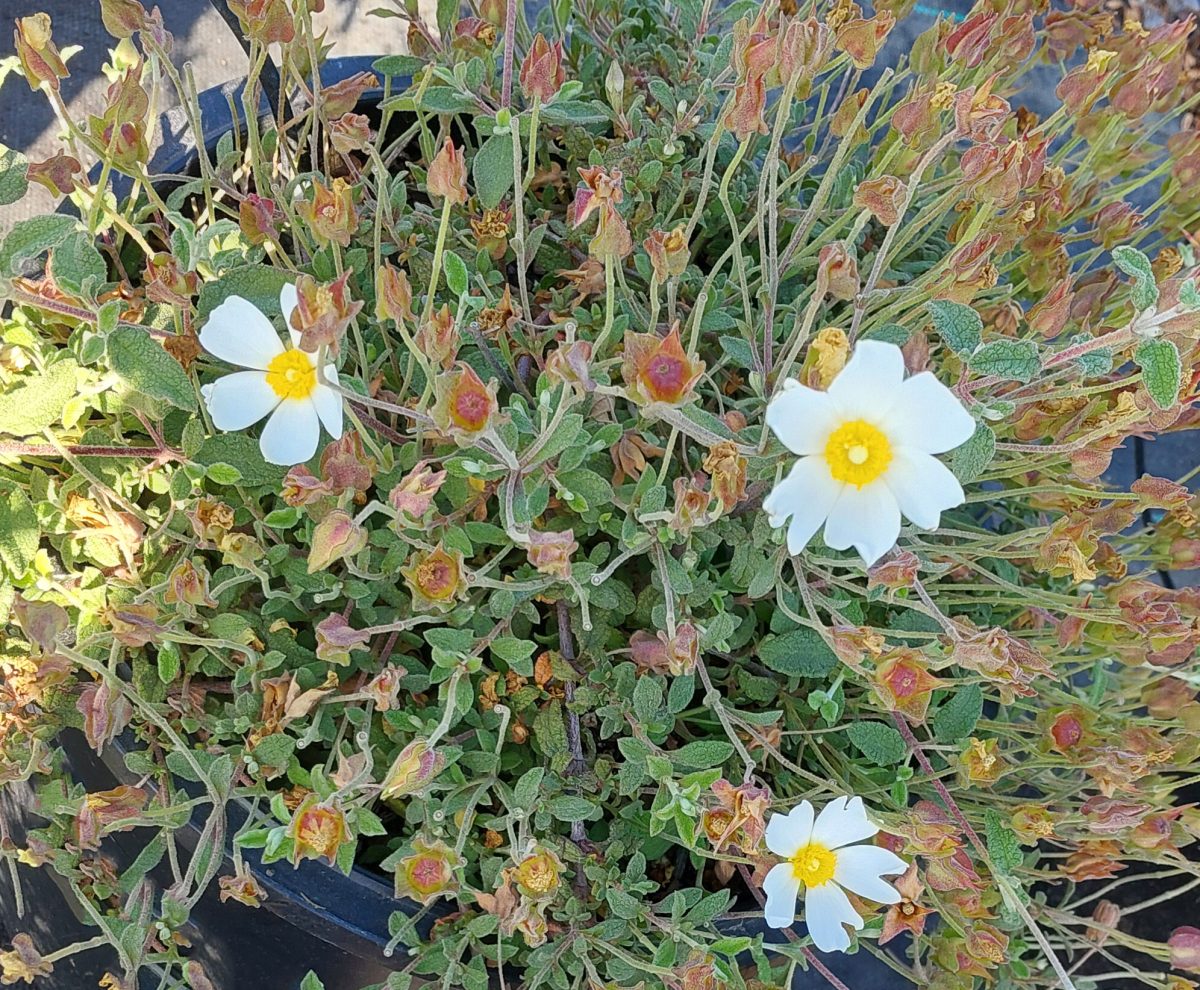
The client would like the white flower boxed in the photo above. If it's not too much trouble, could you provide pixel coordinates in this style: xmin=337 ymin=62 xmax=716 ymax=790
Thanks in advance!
xmin=763 ymin=340 xmax=975 ymax=566
xmin=198 ymin=284 xmax=343 ymax=466
xmin=762 ymin=796 xmax=907 ymax=952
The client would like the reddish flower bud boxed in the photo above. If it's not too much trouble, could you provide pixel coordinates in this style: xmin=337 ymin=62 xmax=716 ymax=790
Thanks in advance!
xmin=388 ymin=460 xmax=447 ymax=521
xmin=427 ymin=138 xmax=468 ymax=205
xmin=14 ymin=14 xmax=69 ymax=91
xmin=291 ymin=269 xmax=363 ymax=355
xmin=818 ymin=241 xmax=859 ymax=301
xmin=519 ymin=33 xmax=565 ymax=105
xmin=319 ymin=71 xmax=378 ymax=118
xmin=545 ymin=339 xmax=595 ymax=391
xmin=526 ymin=528 xmax=578 ymax=579
xmin=100 ymin=0 xmax=147 ymax=39
xmin=394 ymin=836 xmax=461 ymax=904
xmin=643 ymin=226 xmax=689 ymax=281
xmin=314 ymin=614 xmax=369 ymax=666
xmin=401 ymin=544 xmax=466 ymax=611
xmin=621 ymin=323 xmax=705 ymax=406
xmin=853 ymin=175 xmax=907 ymax=226
xmin=26 ymin=151 xmax=81 ymax=195
xmin=77 ymin=681 xmax=134 ymax=754
xmin=238 ymin=193 xmax=279 ymax=246
xmin=297 ymin=177 xmax=358 ymax=248
xmin=374 ymin=262 xmax=414 ymax=325
xmin=432 ymin=363 xmax=499 ymax=439
xmin=416 ymin=304 xmax=459 ymax=371
xmin=306 ymin=509 xmax=367 ymax=573
xmin=287 ymin=794 xmax=349 ymax=865
xmin=319 ymin=430 xmax=375 ymax=494
xmin=1170 ymin=928 xmax=1200 ymax=975
xmin=164 ymin=559 xmax=217 ymax=609
xmin=226 ymin=0 xmax=294 ymax=44
xmin=630 ymin=623 xmax=699 ymax=677
xmin=944 ymin=11 xmax=997 ymax=67
xmin=381 ymin=739 xmax=446 ymax=800
xmin=837 ymin=12 xmax=894 ymax=70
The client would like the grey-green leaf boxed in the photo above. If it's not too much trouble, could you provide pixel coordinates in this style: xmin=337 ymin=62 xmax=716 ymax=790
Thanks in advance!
xmin=970 ymin=339 xmax=1040 ymax=383
xmin=443 ymin=249 xmax=469 ymax=297
xmin=756 ymin=628 xmax=838 ymax=678
xmin=845 ymin=721 xmax=907 ymax=766
xmin=949 ymin=421 xmax=995 ymax=484
xmin=0 ymin=359 xmax=79 ymax=437
xmin=1112 ymin=245 xmax=1159 ymax=312
xmin=0 ymin=214 xmax=78 ymax=275
xmin=107 ymin=327 xmax=197 ymax=411
xmin=984 ymin=809 xmax=1023 ymax=875
xmin=0 ymin=143 xmax=29 ymax=207
xmin=927 ymin=300 xmax=982 ymax=356
xmin=1135 ymin=338 xmax=1181 ymax=410
xmin=0 ymin=483 xmax=38 ymax=577
xmin=931 ymin=684 xmax=983 ymax=741
xmin=472 ymin=131 xmax=514 ymax=210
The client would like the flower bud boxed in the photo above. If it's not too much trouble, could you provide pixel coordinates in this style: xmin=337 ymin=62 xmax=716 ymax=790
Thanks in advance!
xmin=519 ymin=33 xmax=565 ymax=105
xmin=100 ymin=0 xmax=147 ymax=39
xmin=643 ymin=226 xmax=689 ymax=282
xmin=364 ymin=665 xmax=402 ymax=712
xmin=319 ymin=71 xmax=378 ymax=118
xmin=394 ymin=837 xmax=461 ymax=904
xmin=319 ymin=430 xmax=376 ymax=494
xmin=306 ymin=509 xmax=367 ymax=574
xmin=431 ymin=363 xmax=499 ymax=440
xmin=27 ymin=151 xmax=81 ymax=195
xmin=544 ymin=339 xmax=595 ymax=391
xmin=14 ymin=14 xmax=69 ymax=91
xmin=297 ymin=178 xmax=358 ymax=248
xmin=604 ymin=59 xmax=625 ymax=114
xmin=381 ymin=739 xmax=446 ymax=800
xmin=416 ymin=304 xmax=459 ymax=371
xmin=374 ymin=262 xmax=414 ymax=325
xmin=853 ymin=175 xmax=907 ymax=227
xmin=817 ymin=242 xmax=859 ymax=301
xmin=427 ymin=138 xmax=468 ymax=205
xmin=329 ymin=111 xmax=371 ymax=154
xmin=401 ymin=544 xmax=466 ymax=611
xmin=630 ymin=622 xmax=699 ymax=677
xmin=287 ymin=794 xmax=349 ymax=865
xmin=164 ymin=559 xmax=217 ymax=609
xmin=526 ymin=528 xmax=578 ymax=579
xmin=281 ymin=465 xmax=333 ymax=507
xmin=314 ymin=614 xmax=369 ymax=666
xmin=388 ymin=460 xmax=447 ymax=521
xmin=621 ymin=323 xmax=705 ymax=406
xmin=226 ymin=0 xmax=294 ymax=44
xmin=76 ymin=681 xmax=133 ymax=754
xmin=514 ymin=846 xmax=565 ymax=898
xmin=238 ymin=193 xmax=279 ymax=245
xmin=836 ymin=12 xmax=895 ymax=69
xmin=291 ymin=269 xmax=363 ymax=355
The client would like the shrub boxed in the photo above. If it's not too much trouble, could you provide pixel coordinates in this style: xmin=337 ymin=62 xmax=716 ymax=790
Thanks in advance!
xmin=2 ymin=1 xmax=1200 ymax=989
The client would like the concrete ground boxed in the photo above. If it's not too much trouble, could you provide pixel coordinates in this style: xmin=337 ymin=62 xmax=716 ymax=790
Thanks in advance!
xmin=0 ymin=0 xmax=410 ymax=230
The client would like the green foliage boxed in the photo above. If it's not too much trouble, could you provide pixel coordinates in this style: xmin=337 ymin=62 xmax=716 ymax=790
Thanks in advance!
xmin=1135 ymin=338 xmax=1182 ymax=410
xmin=927 ymin=300 xmax=982 ymax=356
xmin=107 ymin=327 xmax=197 ymax=411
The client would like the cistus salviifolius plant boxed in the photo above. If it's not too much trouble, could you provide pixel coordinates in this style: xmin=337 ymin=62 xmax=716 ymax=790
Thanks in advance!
xmin=2 ymin=0 xmax=1200 ymax=988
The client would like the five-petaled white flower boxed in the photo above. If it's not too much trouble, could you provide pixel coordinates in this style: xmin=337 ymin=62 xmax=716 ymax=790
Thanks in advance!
xmin=763 ymin=340 xmax=975 ymax=566
xmin=762 ymin=796 xmax=907 ymax=952
xmin=199 ymin=284 xmax=343 ymax=466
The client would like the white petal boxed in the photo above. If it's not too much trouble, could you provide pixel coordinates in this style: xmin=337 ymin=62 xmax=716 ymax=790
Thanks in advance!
xmin=312 ymin=378 xmax=344 ymax=440
xmin=762 ymin=458 xmax=844 ymax=555
xmin=811 ymin=796 xmax=879 ymax=850
xmin=765 ymin=801 xmax=815 ymax=857
xmin=280 ymin=283 xmax=302 ymax=348
xmin=887 ymin=371 xmax=976 ymax=454
xmin=762 ymin=863 xmax=801 ymax=929
xmin=766 ymin=381 xmax=841 ymax=455
xmin=259 ymin=398 xmax=321 ymax=466
xmin=201 ymin=371 xmax=279 ymax=431
xmin=832 ymin=846 xmax=907 ymax=904
xmin=803 ymin=881 xmax=863 ymax=953
xmin=821 ymin=484 xmax=901 ymax=566
xmin=199 ymin=295 xmax=286 ymax=370
xmin=826 ymin=341 xmax=906 ymax=419
xmin=884 ymin=448 xmax=965 ymax=530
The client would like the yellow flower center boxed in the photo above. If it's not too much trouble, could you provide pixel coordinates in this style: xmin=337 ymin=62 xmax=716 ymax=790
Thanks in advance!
xmin=791 ymin=842 xmax=837 ymax=887
xmin=825 ymin=419 xmax=892 ymax=487
xmin=265 ymin=349 xmax=316 ymax=400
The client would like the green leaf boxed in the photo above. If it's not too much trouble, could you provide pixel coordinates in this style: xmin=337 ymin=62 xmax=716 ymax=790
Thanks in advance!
xmin=927 ymin=300 xmax=982 ymax=355
xmin=862 ymin=322 xmax=911 ymax=345
xmin=949 ymin=421 xmax=995 ymax=484
xmin=156 ymin=641 xmax=182 ymax=684
xmin=300 ymin=973 xmax=327 ymax=990
xmin=51 ymin=231 xmax=107 ymax=297
xmin=512 ymin=767 xmax=544 ymax=809
xmin=0 ymin=483 xmax=38 ymax=577
xmin=606 ymin=888 xmax=641 ymax=920
xmin=845 ymin=722 xmax=907 ymax=766
xmin=756 ymin=628 xmax=838 ymax=678
xmin=670 ymin=740 xmax=734 ymax=770
xmin=540 ymin=100 xmax=610 ymax=125
xmin=194 ymin=434 xmax=286 ymax=487
xmin=1112 ymin=245 xmax=1159 ymax=312
xmin=414 ymin=86 xmax=477 ymax=114
xmin=0 ymin=143 xmax=29 ymax=207
xmin=372 ymin=54 xmax=426 ymax=78
xmin=1135 ymin=338 xmax=1181 ymax=410
xmin=443 ymin=249 xmax=469 ymax=297
xmin=472 ymin=131 xmax=514 ymax=210
xmin=718 ymin=335 xmax=754 ymax=367
xmin=0 ymin=358 xmax=78 ymax=437
xmin=547 ymin=795 xmax=598 ymax=821
xmin=970 ymin=339 xmax=1040 ymax=383
xmin=931 ymin=684 xmax=983 ymax=741
xmin=984 ymin=809 xmax=1022 ymax=874
xmin=107 ymin=326 xmax=197 ymax=411
xmin=197 ymin=264 xmax=291 ymax=319
xmin=0 ymin=214 xmax=78 ymax=275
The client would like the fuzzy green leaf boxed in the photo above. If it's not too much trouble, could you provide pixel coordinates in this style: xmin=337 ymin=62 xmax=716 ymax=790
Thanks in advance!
xmin=372 ymin=54 xmax=426 ymax=78
xmin=846 ymin=721 xmax=907 ymax=766
xmin=1112 ymin=245 xmax=1159 ymax=312
xmin=1135 ymin=338 xmax=1181 ymax=410
xmin=443 ymin=249 xmax=469 ymax=297
xmin=757 ymin=628 xmax=838 ymax=678
xmin=931 ymin=684 xmax=983 ymax=741
xmin=0 ymin=143 xmax=29 ymax=207
xmin=949 ymin=421 xmax=995 ymax=484
xmin=197 ymin=264 xmax=291 ymax=319
xmin=670 ymin=740 xmax=734 ymax=770
xmin=0 ymin=359 xmax=79 ymax=437
xmin=0 ymin=214 xmax=77 ymax=275
xmin=984 ymin=809 xmax=1023 ymax=875
xmin=472 ymin=132 xmax=514 ymax=210
xmin=0 ymin=483 xmax=38 ymax=577
xmin=547 ymin=795 xmax=598 ymax=822
xmin=927 ymin=300 xmax=982 ymax=356
xmin=970 ymin=339 xmax=1040 ymax=383
xmin=107 ymin=326 xmax=197 ymax=411
xmin=51 ymin=231 xmax=107 ymax=297
xmin=194 ymin=434 xmax=286 ymax=487
xmin=539 ymin=100 xmax=610 ymax=124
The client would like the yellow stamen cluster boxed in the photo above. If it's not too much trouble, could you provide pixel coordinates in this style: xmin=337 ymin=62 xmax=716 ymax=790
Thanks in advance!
xmin=825 ymin=420 xmax=892 ymax=487
xmin=790 ymin=841 xmax=837 ymax=887
xmin=266 ymin=349 xmax=317 ymax=400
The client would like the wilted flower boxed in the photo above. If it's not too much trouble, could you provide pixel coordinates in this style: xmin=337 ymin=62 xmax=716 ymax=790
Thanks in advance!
xmin=431 ymin=363 xmax=499 ymax=440
xmin=630 ymin=623 xmax=699 ymax=677
xmin=703 ymin=442 xmax=747 ymax=514
xmin=880 ymin=864 xmax=932 ymax=944
xmin=872 ymin=649 xmax=944 ymax=723
xmin=26 ymin=151 xmax=81 ymax=195
xmin=470 ymin=207 xmax=512 ymax=260
xmin=104 ymin=603 xmax=161 ymax=648
xmin=514 ymin=846 xmax=565 ymax=898
xmin=364 ymin=665 xmax=402 ymax=712
xmin=427 ymin=138 xmax=468 ymax=204
xmin=14 ymin=14 xmax=68 ymax=91
xmin=389 ymin=461 xmax=447 ymax=521
xmin=11 ymin=596 xmax=69 ymax=653
xmin=762 ymin=796 xmax=907 ymax=951
xmin=287 ymin=794 xmax=350 ymax=865
xmin=960 ymin=737 xmax=1007 ymax=785
xmin=520 ymin=33 xmax=565 ymax=104
xmin=703 ymin=779 xmax=771 ymax=852
xmin=290 ymin=269 xmax=363 ymax=355
xmin=622 ymin=324 xmax=705 ymax=406
xmin=763 ymin=341 xmax=975 ymax=565
xmin=853 ymin=175 xmax=907 ymax=226
xmin=381 ymin=739 xmax=446 ymax=800
xmin=643 ymin=226 xmax=689 ymax=282
xmin=218 ymin=867 xmax=267 ymax=908
xmin=297 ymin=177 xmax=357 ymax=248
xmin=818 ymin=242 xmax=859 ymax=301
xmin=306 ymin=510 xmax=367 ymax=573
xmin=545 ymin=339 xmax=595 ymax=391
xmin=0 ymin=934 xmax=52 ymax=985
xmin=395 ymin=837 xmax=461 ymax=905
xmin=313 ymin=614 xmax=369 ymax=666
xmin=572 ymin=166 xmax=631 ymax=260
xmin=164 ymin=559 xmax=217 ymax=609
xmin=329 ymin=111 xmax=371 ymax=154
xmin=526 ymin=528 xmax=577 ymax=579
xmin=402 ymin=545 xmax=466 ymax=611
xmin=199 ymin=284 xmax=344 ymax=466
xmin=319 ymin=71 xmax=378 ymax=117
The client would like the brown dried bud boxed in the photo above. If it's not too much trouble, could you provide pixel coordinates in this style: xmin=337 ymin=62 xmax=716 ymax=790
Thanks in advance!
xmin=526 ymin=528 xmax=578 ymax=579
xmin=427 ymin=138 xmax=468 ymax=205
xmin=226 ymin=0 xmax=294 ymax=44
xmin=545 ymin=339 xmax=595 ymax=391
xmin=329 ymin=111 xmax=371 ymax=154
xmin=853 ymin=175 xmax=907 ymax=226
xmin=388 ymin=461 xmax=447 ymax=521
xmin=297 ymin=178 xmax=357 ymax=248
xmin=26 ymin=151 xmax=80 ymax=195
xmin=306 ymin=510 xmax=367 ymax=573
xmin=12 ymin=596 xmax=69 ymax=654
xmin=818 ymin=241 xmax=859 ymax=300
xmin=703 ymin=442 xmax=746 ymax=514
xmin=164 ymin=559 xmax=217 ymax=609
xmin=239 ymin=193 xmax=280 ymax=246
xmin=519 ymin=33 xmax=565 ymax=105
xmin=375 ymin=263 xmax=414 ymax=325
xmin=77 ymin=681 xmax=134 ymax=754
xmin=100 ymin=0 xmax=147 ymax=38
xmin=416 ymin=304 xmax=459 ymax=371
xmin=319 ymin=430 xmax=375 ymax=494
xmin=319 ymin=71 xmax=378 ymax=118
xmin=836 ymin=12 xmax=894 ymax=70
xmin=630 ymin=623 xmax=699 ymax=677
